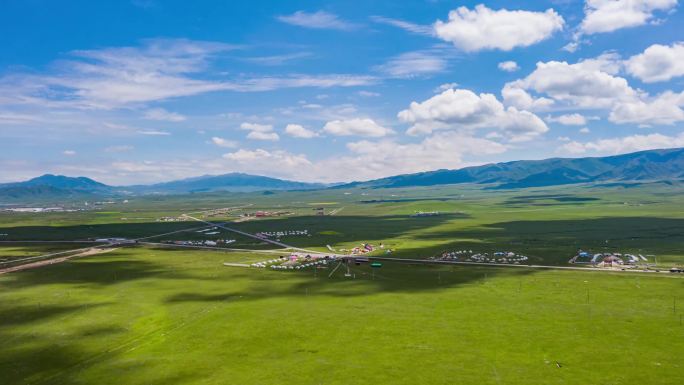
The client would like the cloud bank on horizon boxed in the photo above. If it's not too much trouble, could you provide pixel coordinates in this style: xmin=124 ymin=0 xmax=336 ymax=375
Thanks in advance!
xmin=0 ymin=0 xmax=683 ymax=184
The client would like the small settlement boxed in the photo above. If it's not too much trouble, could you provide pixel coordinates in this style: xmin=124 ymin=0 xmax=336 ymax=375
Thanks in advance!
xmin=569 ymin=250 xmax=647 ymax=267
xmin=256 ymin=229 xmax=310 ymax=240
xmin=162 ymin=238 xmax=236 ymax=247
xmin=248 ymin=253 xmax=338 ymax=270
xmin=339 ymin=242 xmax=388 ymax=255
xmin=160 ymin=227 xmax=237 ymax=247
xmin=411 ymin=211 xmax=441 ymax=217
xmin=435 ymin=250 xmax=529 ymax=264
xmin=241 ymin=210 xmax=293 ymax=219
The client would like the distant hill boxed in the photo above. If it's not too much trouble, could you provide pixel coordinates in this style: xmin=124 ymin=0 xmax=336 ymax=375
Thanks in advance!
xmin=0 ymin=172 xmax=325 ymax=200
xmin=133 ymin=173 xmax=326 ymax=194
xmin=14 ymin=174 xmax=112 ymax=192
xmin=0 ymin=174 xmax=115 ymax=200
xmin=339 ymin=148 xmax=684 ymax=189
xmin=2 ymin=148 xmax=682 ymax=201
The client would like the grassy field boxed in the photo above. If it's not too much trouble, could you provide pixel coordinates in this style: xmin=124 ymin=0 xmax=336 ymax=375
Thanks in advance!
xmin=1 ymin=247 xmax=682 ymax=384
xmin=2 ymin=182 xmax=683 ymax=265
xmin=1 ymin=183 xmax=683 ymax=384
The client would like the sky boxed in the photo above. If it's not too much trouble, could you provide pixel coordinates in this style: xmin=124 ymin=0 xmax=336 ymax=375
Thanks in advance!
xmin=1 ymin=0 xmax=683 ymax=185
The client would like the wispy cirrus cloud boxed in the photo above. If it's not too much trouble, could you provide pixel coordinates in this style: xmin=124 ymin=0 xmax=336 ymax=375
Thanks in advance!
xmin=370 ymin=15 xmax=433 ymax=36
xmin=136 ymin=130 xmax=171 ymax=136
xmin=105 ymin=145 xmax=134 ymax=153
xmin=243 ymin=52 xmax=313 ymax=66
xmin=277 ymin=11 xmax=359 ymax=30
xmin=144 ymin=108 xmax=186 ymax=122
xmin=0 ymin=39 xmax=377 ymax=112
xmin=375 ymin=50 xmax=449 ymax=78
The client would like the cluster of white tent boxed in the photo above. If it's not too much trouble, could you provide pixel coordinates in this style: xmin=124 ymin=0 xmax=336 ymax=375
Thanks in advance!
xmin=166 ymin=239 xmax=235 ymax=247
xmin=270 ymin=259 xmax=330 ymax=270
xmin=251 ymin=258 xmax=282 ymax=268
xmin=438 ymin=250 xmax=528 ymax=264
xmin=571 ymin=252 xmax=647 ymax=265
xmin=468 ymin=252 xmax=528 ymax=264
xmin=257 ymin=230 xmax=309 ymax=238
xmin=249 ymin=254 xmax=338 ymax=270
xmin=440 ymin=250 xmax=473 ymax=260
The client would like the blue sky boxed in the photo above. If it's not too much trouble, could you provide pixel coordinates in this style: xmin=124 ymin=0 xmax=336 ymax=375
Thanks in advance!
xmin=1 ymin=0 xmax=683 ymax=185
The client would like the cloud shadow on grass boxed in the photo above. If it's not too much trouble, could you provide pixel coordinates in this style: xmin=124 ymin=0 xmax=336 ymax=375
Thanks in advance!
xmin=0 ymin=251 xmax=192 ymax=290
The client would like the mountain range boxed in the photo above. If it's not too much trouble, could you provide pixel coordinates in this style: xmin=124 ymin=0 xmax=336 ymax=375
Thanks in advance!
xmin=0 ymin=173 xmax=326 ymax=200
xmin=1 ymin=148 xmax=682 ymax=201
xmin=338 ymin=147 xmax=684 ymax=189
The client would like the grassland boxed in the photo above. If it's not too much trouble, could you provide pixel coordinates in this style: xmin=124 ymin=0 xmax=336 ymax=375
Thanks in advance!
xmin=1 ymin=183 xmax=683 ymax=384
xmin=1 ymin=247 xmax=683 ymax=384
xmin=2 ymin=182 xmax=683 ymax=265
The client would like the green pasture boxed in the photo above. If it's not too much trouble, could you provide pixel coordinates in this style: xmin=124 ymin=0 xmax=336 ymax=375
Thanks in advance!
xmin=3 ymin=183 xmax=681 ymax=265
xmin=1 ymin=182 xmax=684 ymax=384
xmin=1 ymin=247 xmax=682 ymax=384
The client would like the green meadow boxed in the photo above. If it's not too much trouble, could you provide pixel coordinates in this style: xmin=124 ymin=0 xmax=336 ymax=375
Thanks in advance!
xmin=1 ymin=248 xmax=682 ymax=384
xmin=1 ymin=183 xmax=683 ymax=384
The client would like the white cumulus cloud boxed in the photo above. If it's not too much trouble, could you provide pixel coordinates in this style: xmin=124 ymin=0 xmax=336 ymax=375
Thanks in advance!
xmin=239 ymin=122 xmax=273 ymax=132
xmin=211 ymin=137 xmax=238 ymax=148
xmin=501 ymin=83 xmax=555 ymax=111
xmin=285 ymin=124 xmax=318 ymax=138
xmin=246 ymin=131 xmax=279 ymax=141
xmin=208 ymin=132 xmax=509 ymax=183
xmin=580 ymin=0 xmax=678 ymax=35
xmin=323 ymin=118 xmax=393 ymax=137
xmin=434 ymin=5 xmax=564 ymax=51
xmin=504 ymin=59 xmax=637 ymax=109
xmin=398 ymin=88 xmax=549 ymax=142
xmin=223 ymin=148 xmax=312 ymax=170
xmin=625 ymin=42 xmax=684 ymax=83
xmin=434 ymin=83 xmax=459 ymax=93
xmin=498 ymin=61 xmax=520 ymax=72
xmin=546 ymin=113 xmax=588 ymax=126
xmin=558 ymin=132 xmax=684 ymax=155
xmin=504 ymin=56 xmax=684 ymax=126
xmin=609 ymin=90 xmax=684 ymax=125
xmin=240 ymin=122 xmax=279 ymax=141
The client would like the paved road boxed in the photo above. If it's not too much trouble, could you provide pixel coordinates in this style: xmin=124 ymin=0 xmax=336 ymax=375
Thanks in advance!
xmin=139 ymin=241 xmax=292 ymax=254
xmin=0 ymin=247 xmax=117 ymax=275
xmin=0 ymin=212 xmax=337 ymax=274
xmin=3 ymin=211 xmax=678 ymax=278
xmin=360 ymin=256 xmax=683 ymax=276
xmin=182 ymin=215 xmax=328 ymax=255
xmin=0 ymin=222 xmax=220 ymax=269
xmin=0 ymin=240 xmax=104 ymax=244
